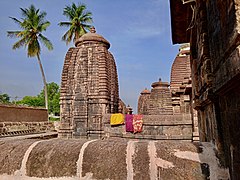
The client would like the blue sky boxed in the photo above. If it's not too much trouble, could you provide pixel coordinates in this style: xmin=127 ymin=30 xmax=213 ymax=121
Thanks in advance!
xmin=0 ymin=0 xmax=179 ymax=112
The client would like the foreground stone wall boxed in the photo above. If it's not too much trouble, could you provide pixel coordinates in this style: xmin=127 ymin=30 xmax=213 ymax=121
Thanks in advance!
xmin=0 ymin=138 xmax=229 ymax=179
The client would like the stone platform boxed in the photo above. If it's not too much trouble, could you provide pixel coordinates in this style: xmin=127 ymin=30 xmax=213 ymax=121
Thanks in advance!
xmin=101 ymin=114 xmax=193 ymax=141
xmin=0 ymin=138 xmax=229 ymax=179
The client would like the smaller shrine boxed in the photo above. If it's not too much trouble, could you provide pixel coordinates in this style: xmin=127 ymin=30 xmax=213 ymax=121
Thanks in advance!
xmin=138 ymin=79 xmax=173 ymax=115
xmin=136 ymin=44 xmax=199 ymax=141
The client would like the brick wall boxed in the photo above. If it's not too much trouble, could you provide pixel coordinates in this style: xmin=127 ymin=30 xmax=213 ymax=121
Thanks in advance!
xmin=0 ymin=104 xmax=54 ymax=137
xmin=0 ymin=104 xmax=48 ymax=122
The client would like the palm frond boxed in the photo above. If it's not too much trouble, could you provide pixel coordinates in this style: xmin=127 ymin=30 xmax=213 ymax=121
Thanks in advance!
xmin=38 ymin=34 xmax=53 ymax=51
xmin=81 ymin=11 xmax=93 ymax=20
xmin=20 ymin=7 xmax=28 ymax=18
xmin=61 ymin=31 xmax=69 ymax=42
xmin=38 ymin=11 xmax=47 ymax=22
xmin=58 ymin=22 xmax=71 ymax=27
xmin=63 ymin=6 xmax=75 ymax=20
xmin=9 ymin=17 xmax=22 ymax=26
xmin=61 ymin=27 xmax=75 ymax=45
xmin=7 ymin=31 xmax=22 ymax=38
xmin=81 ymin=24 xmax=92 ymax=31
xmin=39 ymin=21 xmax=50 ymax=32
xmin=12 ymin=37 xmax=27 ymax=50
xmin=60 ymin=2 xmax=93 ymax=44
xmin=76 ymin=4 xmax=86 ymax=17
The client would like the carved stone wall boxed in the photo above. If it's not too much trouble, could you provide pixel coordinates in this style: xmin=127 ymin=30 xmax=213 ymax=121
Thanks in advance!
xmin=59 ymin=28 xmax=119 ymax=139
xmin=138 ymin=46 xmax=193 ymax=116
xmin=188 ymin=0 xmax=240 ymax=178
xmin=170 ymin=46 xmax=192 ymax=115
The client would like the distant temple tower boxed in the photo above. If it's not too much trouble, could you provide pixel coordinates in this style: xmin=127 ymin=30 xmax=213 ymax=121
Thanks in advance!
xmin=59 ymin=27 xmax=119 ymax=139
xmin=138 ymin=79 xmax=173 ymax=115
xmin=170 ymin=44 xmax=191 ymax=114
xmin=137 ymin=88 xmax=151 ymax=114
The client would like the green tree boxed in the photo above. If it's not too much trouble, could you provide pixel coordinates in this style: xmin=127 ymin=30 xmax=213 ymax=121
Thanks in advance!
xmin=38 ymin=82 xmax=60 ymax=115
xmin=7 ymin=4 xmax=53 ymax=110
xmin=0 ymin=93 xmax=10 ymax=104
xmin=17 ymin=82 xmax=60 ymax=115
xmin=59 ymin=2 xmax=93 ymax=44
xmin=16 ymin=96 xmax=44 ymax=107
xmin=50 ymin=92 xmax=60 ymax=116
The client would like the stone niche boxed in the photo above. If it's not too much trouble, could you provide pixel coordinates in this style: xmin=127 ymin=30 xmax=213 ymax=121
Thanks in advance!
xmin=59 ymin=27 xmax=119 ymax=139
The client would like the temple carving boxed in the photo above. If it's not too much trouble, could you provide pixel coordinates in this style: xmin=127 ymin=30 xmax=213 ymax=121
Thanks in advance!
xmin=59 ymin=27 xmax=119 ymax=139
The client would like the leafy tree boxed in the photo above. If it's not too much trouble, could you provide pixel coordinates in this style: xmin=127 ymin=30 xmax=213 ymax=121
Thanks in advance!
xmin=0 ymin=93 xmax=10 ymax=104
xmin=7 ymin=4 xmax=53 ymax=110
xmin=50 ymin=92 xmax=60 ymax=116
xmin=59 ymin=2 xmax=93 ymax=44
xmin=16 ymin=82 xmax=60 ymax=115
xmin=16 ymin=96 xmax=44 ymax=107
xmin=38 ymin=82 xmax=60 ymax=115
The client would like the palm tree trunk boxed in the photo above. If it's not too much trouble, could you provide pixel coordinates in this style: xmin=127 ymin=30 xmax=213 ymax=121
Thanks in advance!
xmin=36 ymin=54 xmax=48 ymax=111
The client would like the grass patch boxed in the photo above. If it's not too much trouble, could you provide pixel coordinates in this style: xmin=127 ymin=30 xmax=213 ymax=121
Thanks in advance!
xmin=49 ymin=116 xmax=60 ymax=122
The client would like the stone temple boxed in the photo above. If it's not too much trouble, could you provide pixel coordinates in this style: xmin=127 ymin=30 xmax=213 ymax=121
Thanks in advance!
xmin=138 ymin=44 xmax=192 ymax=116
xmin=137 ymin=44 xmax=199 ymax=141
xmin=58 ymin=32 xmax=199 ymax=141
xmin=59 ymin=27 xmax=119 ymax=139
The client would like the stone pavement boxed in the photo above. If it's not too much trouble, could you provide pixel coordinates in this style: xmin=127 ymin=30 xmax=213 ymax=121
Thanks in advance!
xmin=0 ymin=138 xmax=229 ymax=179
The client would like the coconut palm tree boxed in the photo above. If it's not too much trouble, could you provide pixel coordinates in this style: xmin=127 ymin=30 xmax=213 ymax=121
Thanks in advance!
xmin=59 ymin=2 xmax=93 ymax=44
xmin=7 ymin=4 xmax=53 ymax=110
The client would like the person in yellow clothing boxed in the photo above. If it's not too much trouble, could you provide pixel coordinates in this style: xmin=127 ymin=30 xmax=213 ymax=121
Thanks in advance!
xmin=110 ymin=113 xmax=124 ymax=125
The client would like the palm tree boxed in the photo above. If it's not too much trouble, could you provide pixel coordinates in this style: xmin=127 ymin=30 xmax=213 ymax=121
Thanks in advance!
xmin=59 ymin=2 xmax=93 ymax=44
xmin=7 ymin=4 xmax=53 ymax=110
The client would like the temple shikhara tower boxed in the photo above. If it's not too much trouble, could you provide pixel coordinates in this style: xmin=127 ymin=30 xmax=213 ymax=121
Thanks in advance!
xmin=137 ymin=44 xmax=199 ymax=141
xmin=138 ymin=80 xmax=173 ymax=115
xmin=59 ymin=27 xmax=119 ymax=138
xmin=138 ymin=45 xmax=192 ymax=116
